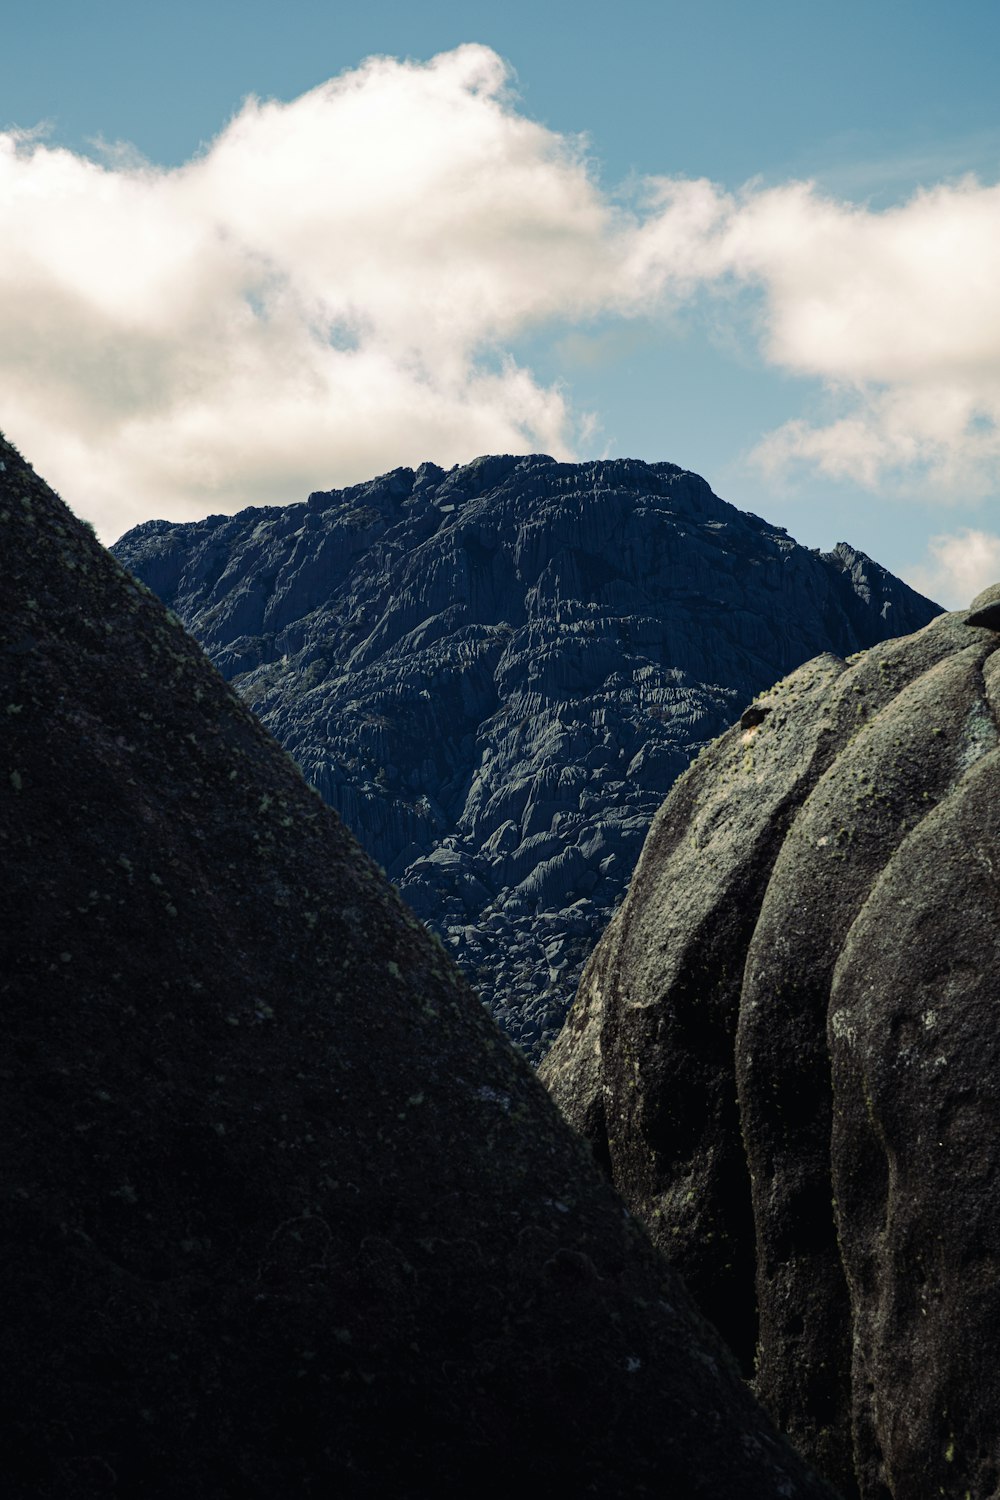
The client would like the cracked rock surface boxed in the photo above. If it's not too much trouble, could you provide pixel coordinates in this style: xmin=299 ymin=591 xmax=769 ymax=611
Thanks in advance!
xmin=114 ymin=454 xmax=939 ymax=1059
xmin=542 ymin=591 xmax=1000 ymax=1500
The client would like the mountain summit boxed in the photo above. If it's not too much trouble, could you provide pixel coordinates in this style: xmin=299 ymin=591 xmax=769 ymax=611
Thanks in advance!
xmin=115 ymin=455 xmax=940 ymax=1055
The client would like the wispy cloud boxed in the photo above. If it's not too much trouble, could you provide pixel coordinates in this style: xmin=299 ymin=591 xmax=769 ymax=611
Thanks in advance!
xmin=730 ymin=177 xmax=1000 ymax=496
xmin=1 ymin=44 xmax=999 ymax=540
xmin=908 ymin=529 xmax=1000 ymax=610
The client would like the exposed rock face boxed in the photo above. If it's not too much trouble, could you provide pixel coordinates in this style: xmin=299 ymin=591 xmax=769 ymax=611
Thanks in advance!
xmin=542 ymin=593 xmax=1000 ymax=1500
xmin=113 ymin=456 xmax=940 ymax=1059
xmin=0 ymin=431 xmax=838 ymax=1498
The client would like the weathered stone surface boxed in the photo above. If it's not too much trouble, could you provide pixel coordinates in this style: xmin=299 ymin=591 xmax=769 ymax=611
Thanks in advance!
xmin=543 ymin=649 xmax=849 ymax=1378
xmin=542 ymin=603 xmax=1000 ymax=1498
xmin=0 ymin=430 xmax=837 ymax=1498
xmin=113 ymin=455 xmax=940 ymax=1058
xmin=830 ymin=748 xmax=1000 ymax=1500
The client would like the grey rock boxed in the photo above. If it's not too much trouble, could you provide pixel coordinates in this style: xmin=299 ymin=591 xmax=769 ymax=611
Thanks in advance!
xmin=542 ymin=601 xmax=1000 ymax=1498
xmin=966 ymin=579 xmax=1000 ymax=629
xmin=115 ymin=456 xmax=940 ymax=1059
xmin=0 ymin=431 xmax=838 ymax=1499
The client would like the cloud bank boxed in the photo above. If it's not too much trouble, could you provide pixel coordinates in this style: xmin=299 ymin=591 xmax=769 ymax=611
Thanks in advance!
xmin=1 ymin=44 xmax=999 ymax=543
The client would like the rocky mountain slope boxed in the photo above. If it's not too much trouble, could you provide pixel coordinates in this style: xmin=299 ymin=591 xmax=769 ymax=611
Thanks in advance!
xmin=0 ymin=430 xmax=838 ymax=1497
xmin=114 ymin=455 xmax=940 ymax=1058
xmin=542 ymin=591 xmax=1000 ymax=1500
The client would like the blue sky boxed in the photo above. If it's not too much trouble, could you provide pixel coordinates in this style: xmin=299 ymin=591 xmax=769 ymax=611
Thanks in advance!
xmin=3 ymin=0 xmax=1000 ymax=603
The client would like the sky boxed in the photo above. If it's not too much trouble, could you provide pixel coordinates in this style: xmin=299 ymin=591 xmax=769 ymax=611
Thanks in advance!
xmin=3 ymin=1 xmax=1000 ymax=606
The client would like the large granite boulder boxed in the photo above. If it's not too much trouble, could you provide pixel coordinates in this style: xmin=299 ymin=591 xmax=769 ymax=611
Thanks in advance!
xmin=542 ymin=597 xmax=1000 ymax=1499
xmin=0 ymin=429 xmax=836 ymax=1498
xmin=113 ymin=455 xmax=940 ymax=1058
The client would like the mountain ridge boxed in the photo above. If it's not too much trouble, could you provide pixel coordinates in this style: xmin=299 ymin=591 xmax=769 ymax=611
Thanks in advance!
xmin=115 ymin=454 xmax=941 ymax=1055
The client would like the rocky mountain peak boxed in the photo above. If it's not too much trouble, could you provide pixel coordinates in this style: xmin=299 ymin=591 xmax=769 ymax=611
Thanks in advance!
xmin=115 ymin=455 xmax=941 ymax=1057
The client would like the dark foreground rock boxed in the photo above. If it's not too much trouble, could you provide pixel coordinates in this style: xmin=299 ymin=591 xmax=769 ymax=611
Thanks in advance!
xmin=113 ymin=456 xmax=939 ymax=1058
xmin=542 ymin=595 xmax=1000 ymax=1500
xmin=0 ymin=430 xmax=837 ymax=1498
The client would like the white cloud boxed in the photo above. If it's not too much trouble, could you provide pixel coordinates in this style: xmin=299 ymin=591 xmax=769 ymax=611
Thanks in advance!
xmin=2 ymin=43 xmax=1000 ymax=541
xmin=0 ymin=45 xmax=627 ymax=539
xmin=908 ymin=529 xmax=1000 ymax=610
xmin=722 ymin=178 xmax=1000 ymax=494
xmin=619 ymin=171 xmax=1000 ymax=498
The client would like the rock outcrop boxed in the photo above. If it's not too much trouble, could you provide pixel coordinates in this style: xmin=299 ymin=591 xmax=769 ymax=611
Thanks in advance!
xmin=113 ymin=455 xmax=940 ymax=1058
xmin=542 ymin=594 xmax=1000 ymax=1500
xmin=0 ymin=430 xmax=837 ymax=1497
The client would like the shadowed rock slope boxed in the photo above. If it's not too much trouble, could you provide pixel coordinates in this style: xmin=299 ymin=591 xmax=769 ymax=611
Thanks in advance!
xmin=0 ymin=431 xmax=838 ymax=1498
xmin=113 ymin=455 xmax=939 ymax=1059
xmin=542 ymin=595 xmax=1000 ymax=1500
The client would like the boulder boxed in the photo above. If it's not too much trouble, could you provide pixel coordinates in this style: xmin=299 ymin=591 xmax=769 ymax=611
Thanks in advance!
xmin=0 ymin=430 xmax=834 ymax=1498
xmin=542 ymin=594 xmax=1000 ymax=1499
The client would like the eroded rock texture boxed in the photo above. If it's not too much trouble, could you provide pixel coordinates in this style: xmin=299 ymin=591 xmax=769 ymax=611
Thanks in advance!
xmin=114 ymin=454 xmax=939 ymax=1057
xmin=542 ymin=594 xmax=1000 ymax=1500
xmin=0 ymin=430 xmax=838 ymax=1498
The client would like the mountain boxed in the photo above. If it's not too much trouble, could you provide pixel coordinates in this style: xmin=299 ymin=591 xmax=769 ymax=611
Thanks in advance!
xmin=0 ymin=430 xmax=838 ymax=1497
xmin=542 ymin=592 xmax=1000 ymax=1500
xmin=114 ymin=454 xmax=940 ymax=1058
